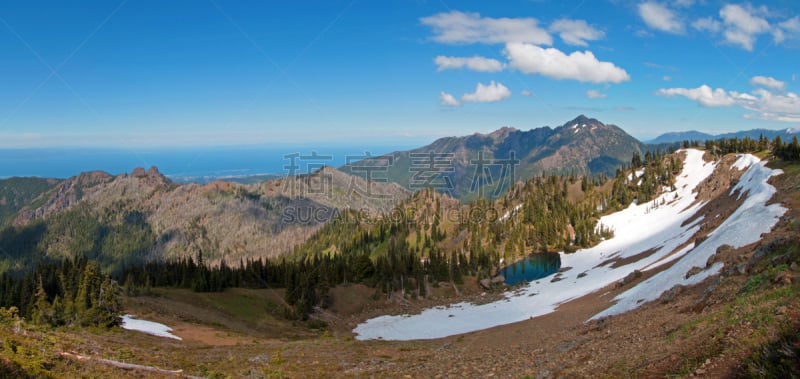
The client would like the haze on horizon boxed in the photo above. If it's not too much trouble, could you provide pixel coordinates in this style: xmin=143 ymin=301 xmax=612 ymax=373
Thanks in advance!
xmin=0 ymin=0 xmax=798 ymax=149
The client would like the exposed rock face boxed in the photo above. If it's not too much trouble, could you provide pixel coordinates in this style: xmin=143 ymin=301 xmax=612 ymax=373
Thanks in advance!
xmin=131 ymin=167 xmax=147 ymax=178
xmin=13 ymin=171 xmax=112 ymax=225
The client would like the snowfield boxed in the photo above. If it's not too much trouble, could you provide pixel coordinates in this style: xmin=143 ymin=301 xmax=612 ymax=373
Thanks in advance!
xmin=121 ymin=314 xmax=182 ymax=340
xmin=353 ymin=150 xmax=786 ymax=341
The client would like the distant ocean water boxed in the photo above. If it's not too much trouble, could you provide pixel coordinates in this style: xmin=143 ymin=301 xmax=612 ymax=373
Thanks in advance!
xmin=0 ymin=145 xmax=410 ymax=181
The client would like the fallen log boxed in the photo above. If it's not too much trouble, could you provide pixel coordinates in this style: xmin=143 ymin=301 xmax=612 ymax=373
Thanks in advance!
xmin=58 ymin=351 xmax=204 ymax=378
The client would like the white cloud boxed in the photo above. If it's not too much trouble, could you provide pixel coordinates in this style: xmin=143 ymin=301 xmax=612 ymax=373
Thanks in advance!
xmin=663 ymin=75 xmax=672 ymax=81
xmin=692 ymin=17 xmax=722 ymax=33
xmin=461 ymin=81 xmax=512 ymax=103
xmin=741 ymin=89 xmax=800 ymax=122
xmin=775 ymin=16 xmax=800 ymax=43
xmin=690 ymin=7 xmax=798 ymax=50
xmin=750 ymin=76 xmax=786 ymax=91
xmin=504 ymin=42 xmax=630 ymax=83
xmin=549 ymin=19 xmax=605 ymax=46
xmin=781 ymin=17 xmax=800 ymax=32
xmin=420 ymin=11 xmax=552 ymax=45
xmin=719 ymin=4 xmax=770 ymax=51
xmin=586 ymin=90 xmax=607 ymax=99
xmin=638 ymin=2 xmax=685 ymax=34
xmin=439 ymin=91 xmax=461 ymax=107
xmin=657 ymin=84 xmax=800 ymax=122
xmin=434 ymin=56 xmax=504 ymax=72
xmin=520 ymin=90 xmax=534 ymax=97
xmin=657 ymin=85 xmax=736 ymax=106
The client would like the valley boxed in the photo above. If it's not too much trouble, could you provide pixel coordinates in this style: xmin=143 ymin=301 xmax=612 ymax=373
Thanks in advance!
xmin=0 ymin=130 xmax=798 ymax=377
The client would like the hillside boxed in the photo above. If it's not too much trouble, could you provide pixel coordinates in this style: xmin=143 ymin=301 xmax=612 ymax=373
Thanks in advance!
xmin=0 ymin=165 xmax=408 ymax=271
xmin=0 ymin=177 xmax=61 ymax=227
xmin=342 ymin=115 xmax=645 ymax=200
xmin=354 ymin=149 xmax=782 ymax=339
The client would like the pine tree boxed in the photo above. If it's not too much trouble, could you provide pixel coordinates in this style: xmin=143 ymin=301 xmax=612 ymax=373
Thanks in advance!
xmin=32 ymin=278 xmax=50 ymax=325
xmin=96 ymin=277 xmax=122 ymax=327
xmin=51 ymin=295 xmax=64 ymax=326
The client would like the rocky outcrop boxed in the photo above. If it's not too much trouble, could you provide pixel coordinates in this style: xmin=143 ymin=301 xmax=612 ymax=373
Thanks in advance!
xmin=13 ymin=171 xmax=112 ymax=225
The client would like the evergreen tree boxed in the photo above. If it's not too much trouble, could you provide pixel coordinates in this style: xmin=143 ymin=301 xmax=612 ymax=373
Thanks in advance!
xmin=31 ymin=278 xmax=50 ymax=325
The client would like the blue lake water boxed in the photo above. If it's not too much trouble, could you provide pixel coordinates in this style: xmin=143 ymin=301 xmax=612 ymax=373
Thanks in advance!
xmin=501 ymin=252 xmax=561 ymax=286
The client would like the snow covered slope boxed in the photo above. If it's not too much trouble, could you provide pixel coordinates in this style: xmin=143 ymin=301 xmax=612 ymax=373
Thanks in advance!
xmin=353 ymin=150 xmax=786 ymax=341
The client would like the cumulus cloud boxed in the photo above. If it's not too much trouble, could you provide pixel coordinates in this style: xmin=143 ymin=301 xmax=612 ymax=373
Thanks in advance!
xmin=692 ymin=17 xmax=722 ymax=33
xmin=504 ymin=42 xmax=630 ymax=83
xmin=657 ymin=84 xmax=800 ymax=122
xmin=657 ymin=85 xmax=737 ymax=106
xmin=690 ymin=6 xmax=798 ymax=50
xmin=586 ymin=90 xmax=607 ymax=99
xmin=638 ymin=2 xmax=685 ymax=34
xmin=461 ymin=81 xmax=512 ymax=103
xmin=750 ymin=76 xmax=786 ymax=91
xmin=439 ymin=91 xmax=461 ymax=107
xmin=549 ymin=19 xmax=605 ymax=46
xmin=434 ymin=56 xmax=504 ymax=72
xmin=420 ymin=11 xmax=552 ymax=45
xmin=719 ymin=4 xmax=771 ymax=50
xmin=740 ymin=89 xmax=800 ymax=122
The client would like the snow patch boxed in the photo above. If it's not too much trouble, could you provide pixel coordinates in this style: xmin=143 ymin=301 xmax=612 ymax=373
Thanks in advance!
xmin=628 ymin=169 xmax=645 ymax=182
xmin=121 ymin=314 xmax=181 ymax=340
xmin=730 ymin=154 xmax=759 ymax=171
xmin=592 ymin=158 xmax=785 ymax=319
xmin=499 ymin=204 xmax=523 ymax=222
xmin=353 ymin=150 xmax=784 ymax=340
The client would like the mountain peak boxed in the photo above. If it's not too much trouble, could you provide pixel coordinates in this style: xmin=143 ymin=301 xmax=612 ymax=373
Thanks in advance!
xmin=565 ymin=114 xmax=602 ymax=127
xmin=484 ymin=126 xmax=517 ymax=142
xmin=347 ymin=115 xmax=644 ymax=199
xmin=128 ymin=166 xmax=170 ymax=185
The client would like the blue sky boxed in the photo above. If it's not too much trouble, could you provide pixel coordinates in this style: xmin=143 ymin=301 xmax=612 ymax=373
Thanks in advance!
xmin=0 ymin=0 xmax=798 ymax=148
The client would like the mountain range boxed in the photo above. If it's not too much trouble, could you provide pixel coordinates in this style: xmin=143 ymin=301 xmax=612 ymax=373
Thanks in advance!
xmin=0 ymin=114 xmax=794 ymax=271
xmin=649 ymin=128 xmax=798 ymax=144
xmin=342 ymin=115 xmax=644 ymax=200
